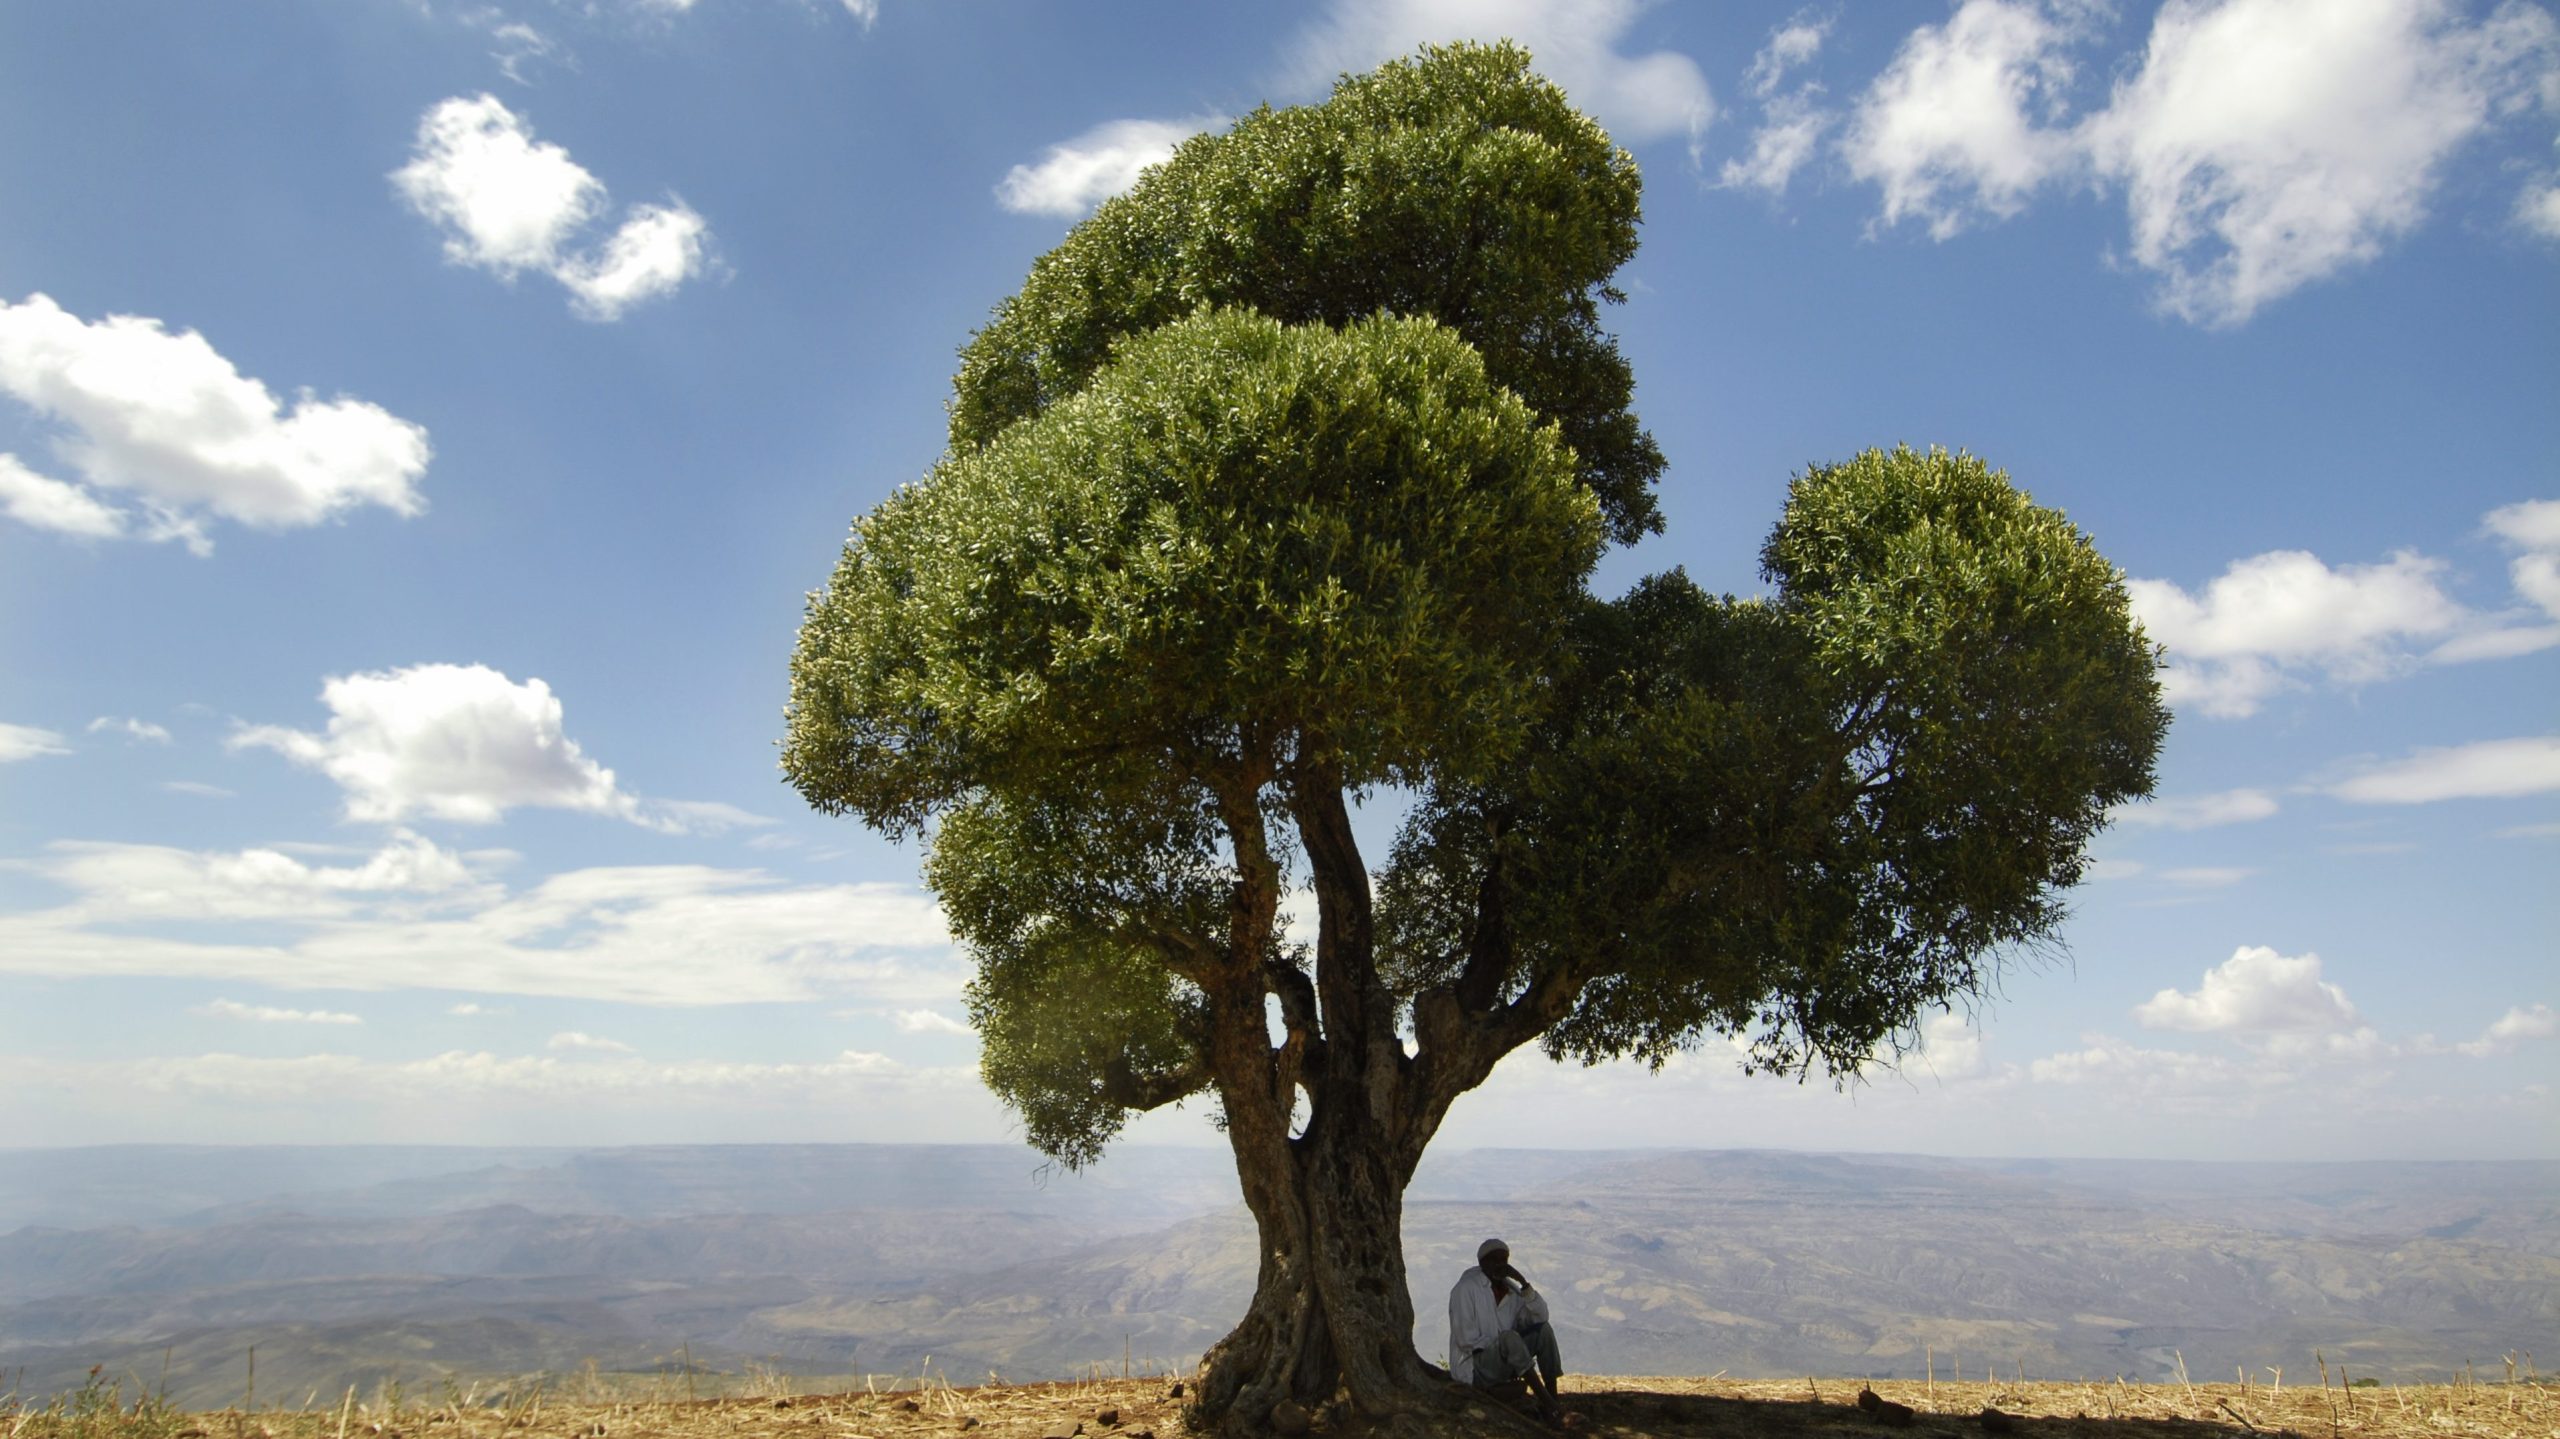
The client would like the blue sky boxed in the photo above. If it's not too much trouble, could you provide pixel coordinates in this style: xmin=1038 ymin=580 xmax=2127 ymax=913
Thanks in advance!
xmin=1 ymin=0 xmax=2553 ymax=1161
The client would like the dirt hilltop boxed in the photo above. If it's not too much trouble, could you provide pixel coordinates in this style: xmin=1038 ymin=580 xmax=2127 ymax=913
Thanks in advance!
xmin=10 ymin=1374 xmax=2551 ymax=1439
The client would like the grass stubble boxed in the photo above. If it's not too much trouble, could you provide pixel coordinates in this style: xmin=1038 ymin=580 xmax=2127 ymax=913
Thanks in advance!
xmin=5 ymin=1353 xmax=2548 ymax=1439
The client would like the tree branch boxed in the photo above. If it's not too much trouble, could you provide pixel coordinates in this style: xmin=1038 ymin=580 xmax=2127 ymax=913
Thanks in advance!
xmin=1098 ymin=1054 xmax=1211 ymax=1112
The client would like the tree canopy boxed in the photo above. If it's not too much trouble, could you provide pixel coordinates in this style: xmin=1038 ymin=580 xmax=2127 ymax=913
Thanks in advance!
xmin=783 ymin=39 xmax=2165 ymax=1433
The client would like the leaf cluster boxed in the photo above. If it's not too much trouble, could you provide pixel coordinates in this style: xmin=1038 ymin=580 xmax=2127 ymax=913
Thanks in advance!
xmin=1380 ymin=447 xmax=2166 ymax=1077
xmin=950 ymin=41 xmax=1662 ymax=544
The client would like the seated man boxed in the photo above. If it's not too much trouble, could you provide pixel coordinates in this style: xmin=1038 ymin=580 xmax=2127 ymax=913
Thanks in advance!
xmin=1448 ymin=1236 xmax=1564 ymax=1420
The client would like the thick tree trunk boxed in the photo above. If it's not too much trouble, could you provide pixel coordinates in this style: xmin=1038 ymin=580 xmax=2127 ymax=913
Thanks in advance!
xmin=1193 ymin=1108 xmax=1440 ymax=1432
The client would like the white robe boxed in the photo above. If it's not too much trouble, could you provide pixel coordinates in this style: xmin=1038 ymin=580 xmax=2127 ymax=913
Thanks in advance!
xmin=1447 ymin=1266 xmax=1549 ymax=1382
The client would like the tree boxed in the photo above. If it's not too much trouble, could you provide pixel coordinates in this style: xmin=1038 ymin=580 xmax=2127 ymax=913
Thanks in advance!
xmin=784 ymin=43 xmax=2166 ymax=1435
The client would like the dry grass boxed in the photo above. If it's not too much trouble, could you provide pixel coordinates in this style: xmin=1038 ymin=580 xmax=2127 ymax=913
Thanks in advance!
xmin=8 ymin=1368 xmax=2551 ymax=1439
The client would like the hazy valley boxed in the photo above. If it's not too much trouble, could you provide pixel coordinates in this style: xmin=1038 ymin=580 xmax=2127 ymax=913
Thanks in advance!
xmin=2 ymin=1146 xmax=2551 ymax=1407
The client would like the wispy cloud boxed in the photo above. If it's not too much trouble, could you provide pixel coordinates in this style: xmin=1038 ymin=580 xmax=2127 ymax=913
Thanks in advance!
xmin=2327 ymin=735 xmax=2560 ymax=804
xmin=2110 ymin=788 xmax=2279 ymax=830
xmin=0 ymin=722 xmax=71 ymax=763
xmin=0 ymin=835 xmax=956 ymax=1008
xmin=201 ymin=998 xmax=364 ymax=1026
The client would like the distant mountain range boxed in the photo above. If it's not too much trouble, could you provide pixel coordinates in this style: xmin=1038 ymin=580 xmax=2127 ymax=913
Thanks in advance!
xmin=2 ymin=1145 xmax=2550 ymax=1407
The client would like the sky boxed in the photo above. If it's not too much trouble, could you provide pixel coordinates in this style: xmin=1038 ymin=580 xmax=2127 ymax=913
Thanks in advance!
xmin=1 ymin=0 xmax=2554 ymax=1164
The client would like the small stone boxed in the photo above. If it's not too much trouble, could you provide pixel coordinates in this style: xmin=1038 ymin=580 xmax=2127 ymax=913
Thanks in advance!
xmin=770 ymin=1399 xmax=792 ymax=1410
xmin=897 ymin=1398 xmax=920 ymax=1413
xmin=1094 ymin=1408 xmax=1119 ymax=1427
xmin=1269 ymin=1399 xmax=1311 ymax=1435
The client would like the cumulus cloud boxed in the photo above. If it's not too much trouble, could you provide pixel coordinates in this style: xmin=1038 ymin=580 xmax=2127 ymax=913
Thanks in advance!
xmin=891 ymin=1008 xmax=974 ymax=1037
xmin=994 ymin=117 xmax=1225 ymax=219
xmin=2457 ymin=1002 xmax=2557 ymax=1056
xmin=2128 ymin=548 xmax=2467 ymax=717
xmin=1906 ymin=1009 xmax=1985 ymax=1081
xmin=202 ymin=999 xmax=364 ymax=1026
xmin=2435 ymin=498 xmax=2560 ymax=661
xmin=2084 ymin=0 xmax=2560 ymax=326
xmin=2110 ymin=787 xmax=2279 ymax=829
xmin=0 ymin=841 xmax=957 ymax=1008
xmin=0 ymin=295 xmax=429 ymax=554
xmin=1841 ymin=0 xmax=2080 ymax=238
xmin=229 ymin=663 xmax=736 ymax=832
xmin=394 ymin=95 xmax=712 ymax=320
xmin=2327 ymin=735 xmax=2560 ymax=804
xmin=1287 ymin=0 xmax=1715 ymax=153
xmin=2136 ymin=945 xmax=2362 ymax=1033
xmin=1833 ymin=0 xmax=2559 ymax=325
xmin=2028 ymin=1034 xmax=2268 ymax=1100
xmin=0 ymin=722 xmax=70 ymax=763
xmin=448 ymin=1001 xmax=511 ymax=1016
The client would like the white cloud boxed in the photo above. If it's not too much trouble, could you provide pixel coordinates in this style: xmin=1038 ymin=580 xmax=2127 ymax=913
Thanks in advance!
xmin=12 ymin=831 xmax=488 ymax=923
xmin=163 ymin=780 xmax=234 ymax=799
xmin=1841 ymin=0 xmax=2080 ymax=239
xmin=0 ymin=295 xmax=429 ymax=554
xmin=549 ymin=1029 xmax=634 ymax=1054
xmin=840 ymin=0 xmax=878 ymax=28
xmin=2028 ymin=1034 xmax=2269 ymax=1099
xmin=0 ymin=722 xmax=71 ymax=763
xmin=2135 ymin=945 xmax=2362 ymax=1033
xmin=891 ymin=1008 xmax=974 ymax=1037
xmin=0 ymin=452 xmax=125 ymax=540
xmin=553 ymin=201 xmax=712 ymax=321
xmin=2523 ymin=171 xmax=2560 ymax=238
xmin=2328 ymin=735 xmax=2560 ymax=803
xmin=0 ymin=1047 xmax=946 ymax=1109
xmin=2084 ymin=0 xmax=2560 ymax=326
xmin=1746 ymin=11 xmax=1832 ymax=99
xmin=448 ymin=1001 xmax=511 ymax=1016
xmin=2484 ymin=500 xmax=2560 ymax=606
xmin=229 ymin=663 xmax=734 ymax=831
xmin=394 ymin=95 xmax=711 ymax=320
xmin=1720 ymin=95 xmax=1832 ymax=195
xmin=995 ymin=118 xmax=1223 ymax=219
xmin=2128 ymin=548 xmax=2466 ymax=717
xmin=0 ymin=841 xmax=956 ymax=1008
xmin=2157 ymin=865 xmax=2254 ymax=887
xmin=202 ymin=999 xmax=364 ymax=1026
xmin=87 ymin=716 xmax=171 ymax=744
xmin=1906 ymin=1009 xmax=1985 ymax=1080
xmin=2109 ymin=787 xmax=2279 ymax=829
xmin=2457 ymin=1002 xmax=2557 ymax=1056
xmin=1287 ymin=0 xmax=1715 ymax=153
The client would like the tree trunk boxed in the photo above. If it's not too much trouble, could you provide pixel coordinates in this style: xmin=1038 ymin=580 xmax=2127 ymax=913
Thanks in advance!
xmin=1193 ymin=1102 xmax=1442 ymax=1433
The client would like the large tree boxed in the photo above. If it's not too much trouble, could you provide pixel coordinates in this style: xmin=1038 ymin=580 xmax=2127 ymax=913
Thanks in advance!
xmin=785 ymin=43 xmax=2166 ymax=1435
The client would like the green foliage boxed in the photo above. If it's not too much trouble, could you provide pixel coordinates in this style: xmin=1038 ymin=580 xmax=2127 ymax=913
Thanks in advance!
xmin=950 ymin=41 xmax=1662 ymax=544
xmin=789 ymin=306 xmax=1603 ymax=1159
xmin=785 ymin=38 xmax=2167 ymax=1175
xmin=787 ymin=307 xmax=1600 ymax=828
xmin=1381 ymin=447 xmax=2165 ymax=1076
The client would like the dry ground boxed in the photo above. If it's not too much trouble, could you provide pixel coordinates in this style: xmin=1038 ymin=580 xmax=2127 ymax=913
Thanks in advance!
xmin=9 ymin=1373 xmax=2551 ymax=1439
